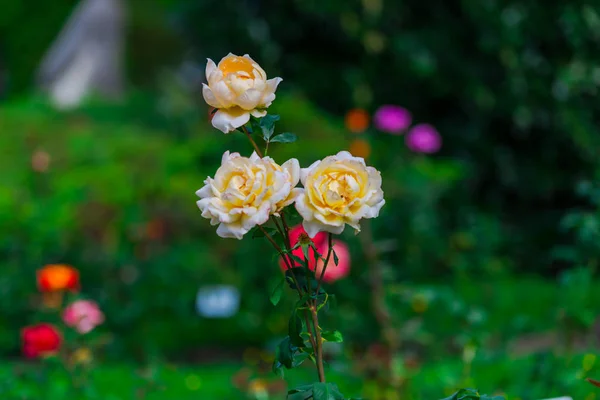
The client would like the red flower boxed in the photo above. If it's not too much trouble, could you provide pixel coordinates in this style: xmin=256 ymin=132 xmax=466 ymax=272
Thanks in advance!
xmin=279 ymin=225 xmax=351 ymax=283
xmin=21 ymin=324 xmax=62 ymax=358
xmin=37 ymin=264 xmax=79 ymax=292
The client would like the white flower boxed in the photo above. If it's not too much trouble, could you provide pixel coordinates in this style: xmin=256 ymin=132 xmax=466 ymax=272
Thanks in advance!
xmin=196 ymin=151 xmax=300 ymax=239
xmin=202 ymin=53 xmax=282 ymax=134
xmin=295 ymin=151 xmax=385 ymax=238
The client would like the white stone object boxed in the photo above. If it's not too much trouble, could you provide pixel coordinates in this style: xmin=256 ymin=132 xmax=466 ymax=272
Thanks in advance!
xmin=37 ymin=0 xmax=125 ymax=109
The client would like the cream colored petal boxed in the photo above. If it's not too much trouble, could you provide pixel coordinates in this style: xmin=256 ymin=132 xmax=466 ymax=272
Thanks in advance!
xmin=242 ymin=202 xmax=271 ymax=230
xmin=202 ymin=84 xmax=222 ymax=108
xmin=221 ymin=151 xmax=233 ymax=164
xmin=279 ymin=187 xmax=303 ymax=209
xmin=211 ymin=80 xmax=236 ymax=107
xmin=216 ymin=222 xmax=246 ymax=240
xmin=253 ymin=78 xmax=267 ymax=92
xmin=300 ymin=160 xmax=321 ymax=186
xmin=294 ymin=193 xmax=314 ymax=221
xmin=211 ymin=109 xmax=251 ymax=134
xmin=266 ymin=77 xmax=283 ymax=93
xmin=205 ymin=58 xmax=217 ymax=80
xmin=196 ymin=183 xmax=213 ymax=198
xmin=207 ymin=68 xmax=224 ymax=87
xmin=282 ymin=158 xmax=300 ymax=186
xmin=364 ymin=199 xmax=385 ymax=218
xmin=269 ymin=172 xmax=292 ymax=205
xmin=261 ymin=93 xmax=276 ymax=107
xmin=250 ymin=109 xmax=267 ymax=118
xmin=249 ymin=151 xmax=261 ymax=162
xmin=303 ymin=219 xmax=344 ymax=238
xmin=236 ymin=89 xmax=263 ymax=110
xmin=227 ymin=75 xmax=254 ymax=96
xmin=335 ymin=150 xmax=367 ymax=166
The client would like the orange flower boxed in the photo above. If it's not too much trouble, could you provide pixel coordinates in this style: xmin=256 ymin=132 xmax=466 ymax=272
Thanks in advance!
xmin=345 ymin=108 xmax=370 ymax=133
xmin=349 ymin=139 xmax=371 ymax=159
xmin=37 ymin=265 xmax=80 ymax=292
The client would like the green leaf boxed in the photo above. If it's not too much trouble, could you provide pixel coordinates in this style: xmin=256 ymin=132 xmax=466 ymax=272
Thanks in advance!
xmin=316 ymin=292 xmax=329 ymax=311
xmin=270 ymin=278 xmax=285 ymax=306
xmin=275 ymin=337 xmax=296 ymax=369
xmin=292 ymin=351 xmax=310 ymax=367
xmin=287 ymin=385 xmax=313 ymax=400
xmin=312 ymin=382 xmax=345 ymax=400
xmin=272 ymin=360 xmax=284 ymax=378
xmin=332 ymin=249 xmax=339 ymax=266
xmin=260 ymin=114 xmax=280 ymax=140
xmin=287 ymin=254 xmax=305 ymax=266
xmin=270 ymin=132 xmax=298 ymax=143
xmin=249 ymin=116 xmax=262 ymax=134
xmin=321 ymin=330 xmax=344 ymax=343
xmin=285 ymin=267 xmax=318 ymax=292
xmin=439 ymin=389 xmax=505 ymax=400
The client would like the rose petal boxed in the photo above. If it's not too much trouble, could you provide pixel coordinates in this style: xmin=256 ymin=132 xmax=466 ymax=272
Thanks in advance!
xmin=211 ymin=109 xmax=251 ymax=134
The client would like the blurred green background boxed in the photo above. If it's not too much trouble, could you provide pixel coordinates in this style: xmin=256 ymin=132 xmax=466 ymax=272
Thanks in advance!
xmin=1 ymin=0 xmax=600 ymax=398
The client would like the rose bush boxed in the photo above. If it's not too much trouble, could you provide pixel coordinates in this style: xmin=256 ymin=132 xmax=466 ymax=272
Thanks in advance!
xmin=196 ymin=52 xmax=387 ymax=399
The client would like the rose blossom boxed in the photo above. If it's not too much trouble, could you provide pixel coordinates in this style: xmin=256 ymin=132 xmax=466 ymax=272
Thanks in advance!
xmin=295 ymin=151 xmax=385 ymax=237
xmin=202 ymin=54 xmax=282 ymax=133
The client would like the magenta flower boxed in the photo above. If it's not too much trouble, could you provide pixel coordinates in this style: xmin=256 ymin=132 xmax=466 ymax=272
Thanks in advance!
xmin=373 ymin=105 xmax=412 ymax=134
xmin=405 ymin=124 xmax=442 ymax=154
xmin=62 ymin=300 xmax=105 ymax=334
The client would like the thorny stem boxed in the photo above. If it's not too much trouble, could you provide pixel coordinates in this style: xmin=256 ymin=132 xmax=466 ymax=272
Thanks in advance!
xmin=279 ymin=213 xmax=292 ymax=251
xmin=306 ymin=234 xmax=334 ymax=383
xmin=242 ymin=126 xmax=263 ymax=157
xmin=310 ymin=304 xmax=326 ymax=383
xmin=263 ymin=219 xmax=329 ymax=383
xmin=315 ymin=233 xmax=334 ymax=297
xmin=260 ymin=223 xmax=318 ymax=355
xmin=271 ymin=216 xmax=294 ymax=269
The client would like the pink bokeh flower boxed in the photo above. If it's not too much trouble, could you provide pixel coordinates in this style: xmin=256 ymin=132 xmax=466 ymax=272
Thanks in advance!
xmin=62 ymin=300 xmax=105 ymax=334
xmin=279 ymin=225 xmax=351 ymax=283
xmin=373 ymin=105 xmax=412 ymax=134
xmin=405 ymin=123 xmax=442 ymax=154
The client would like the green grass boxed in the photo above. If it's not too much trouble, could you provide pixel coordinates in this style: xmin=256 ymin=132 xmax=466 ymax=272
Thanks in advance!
xmin=1 ymin=350 xmax=598 ymax=399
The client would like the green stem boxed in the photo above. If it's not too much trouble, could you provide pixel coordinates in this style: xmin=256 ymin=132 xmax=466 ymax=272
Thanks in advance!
xmin=310 ymin=305 xmax=326 ymax=383
xmin=242 ymin=126 xmax=263 ymax=157
xmin=315 ymin=233 xmax=334 ymax=297
xmin=260 ymin=223 xmax=318 ymax=353
xmin=305 ymin=235 xmax=331 ymax=383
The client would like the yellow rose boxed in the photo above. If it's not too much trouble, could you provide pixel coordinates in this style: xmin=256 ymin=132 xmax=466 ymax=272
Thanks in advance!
xmin=202 ymin=53 xmax=282 ymax=134
xmin=196 ymin=151 xmax=300 ymax=239
xmin=295 ymin=151 xmax=385 ymax=237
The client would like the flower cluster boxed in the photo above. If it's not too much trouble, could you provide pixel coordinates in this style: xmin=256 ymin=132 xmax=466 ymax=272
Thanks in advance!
xmin=197 ymin=54 xmax=384 ymax=241
xmin=345 ymin=104 xmax=442 ymax=156
xmin=21 ymin=264 xmax=104 ymax=359
xmin=197 ymin=149 xmax=384 ymax=240
xmin=196 ymin=53 xmax=386 ymax=398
